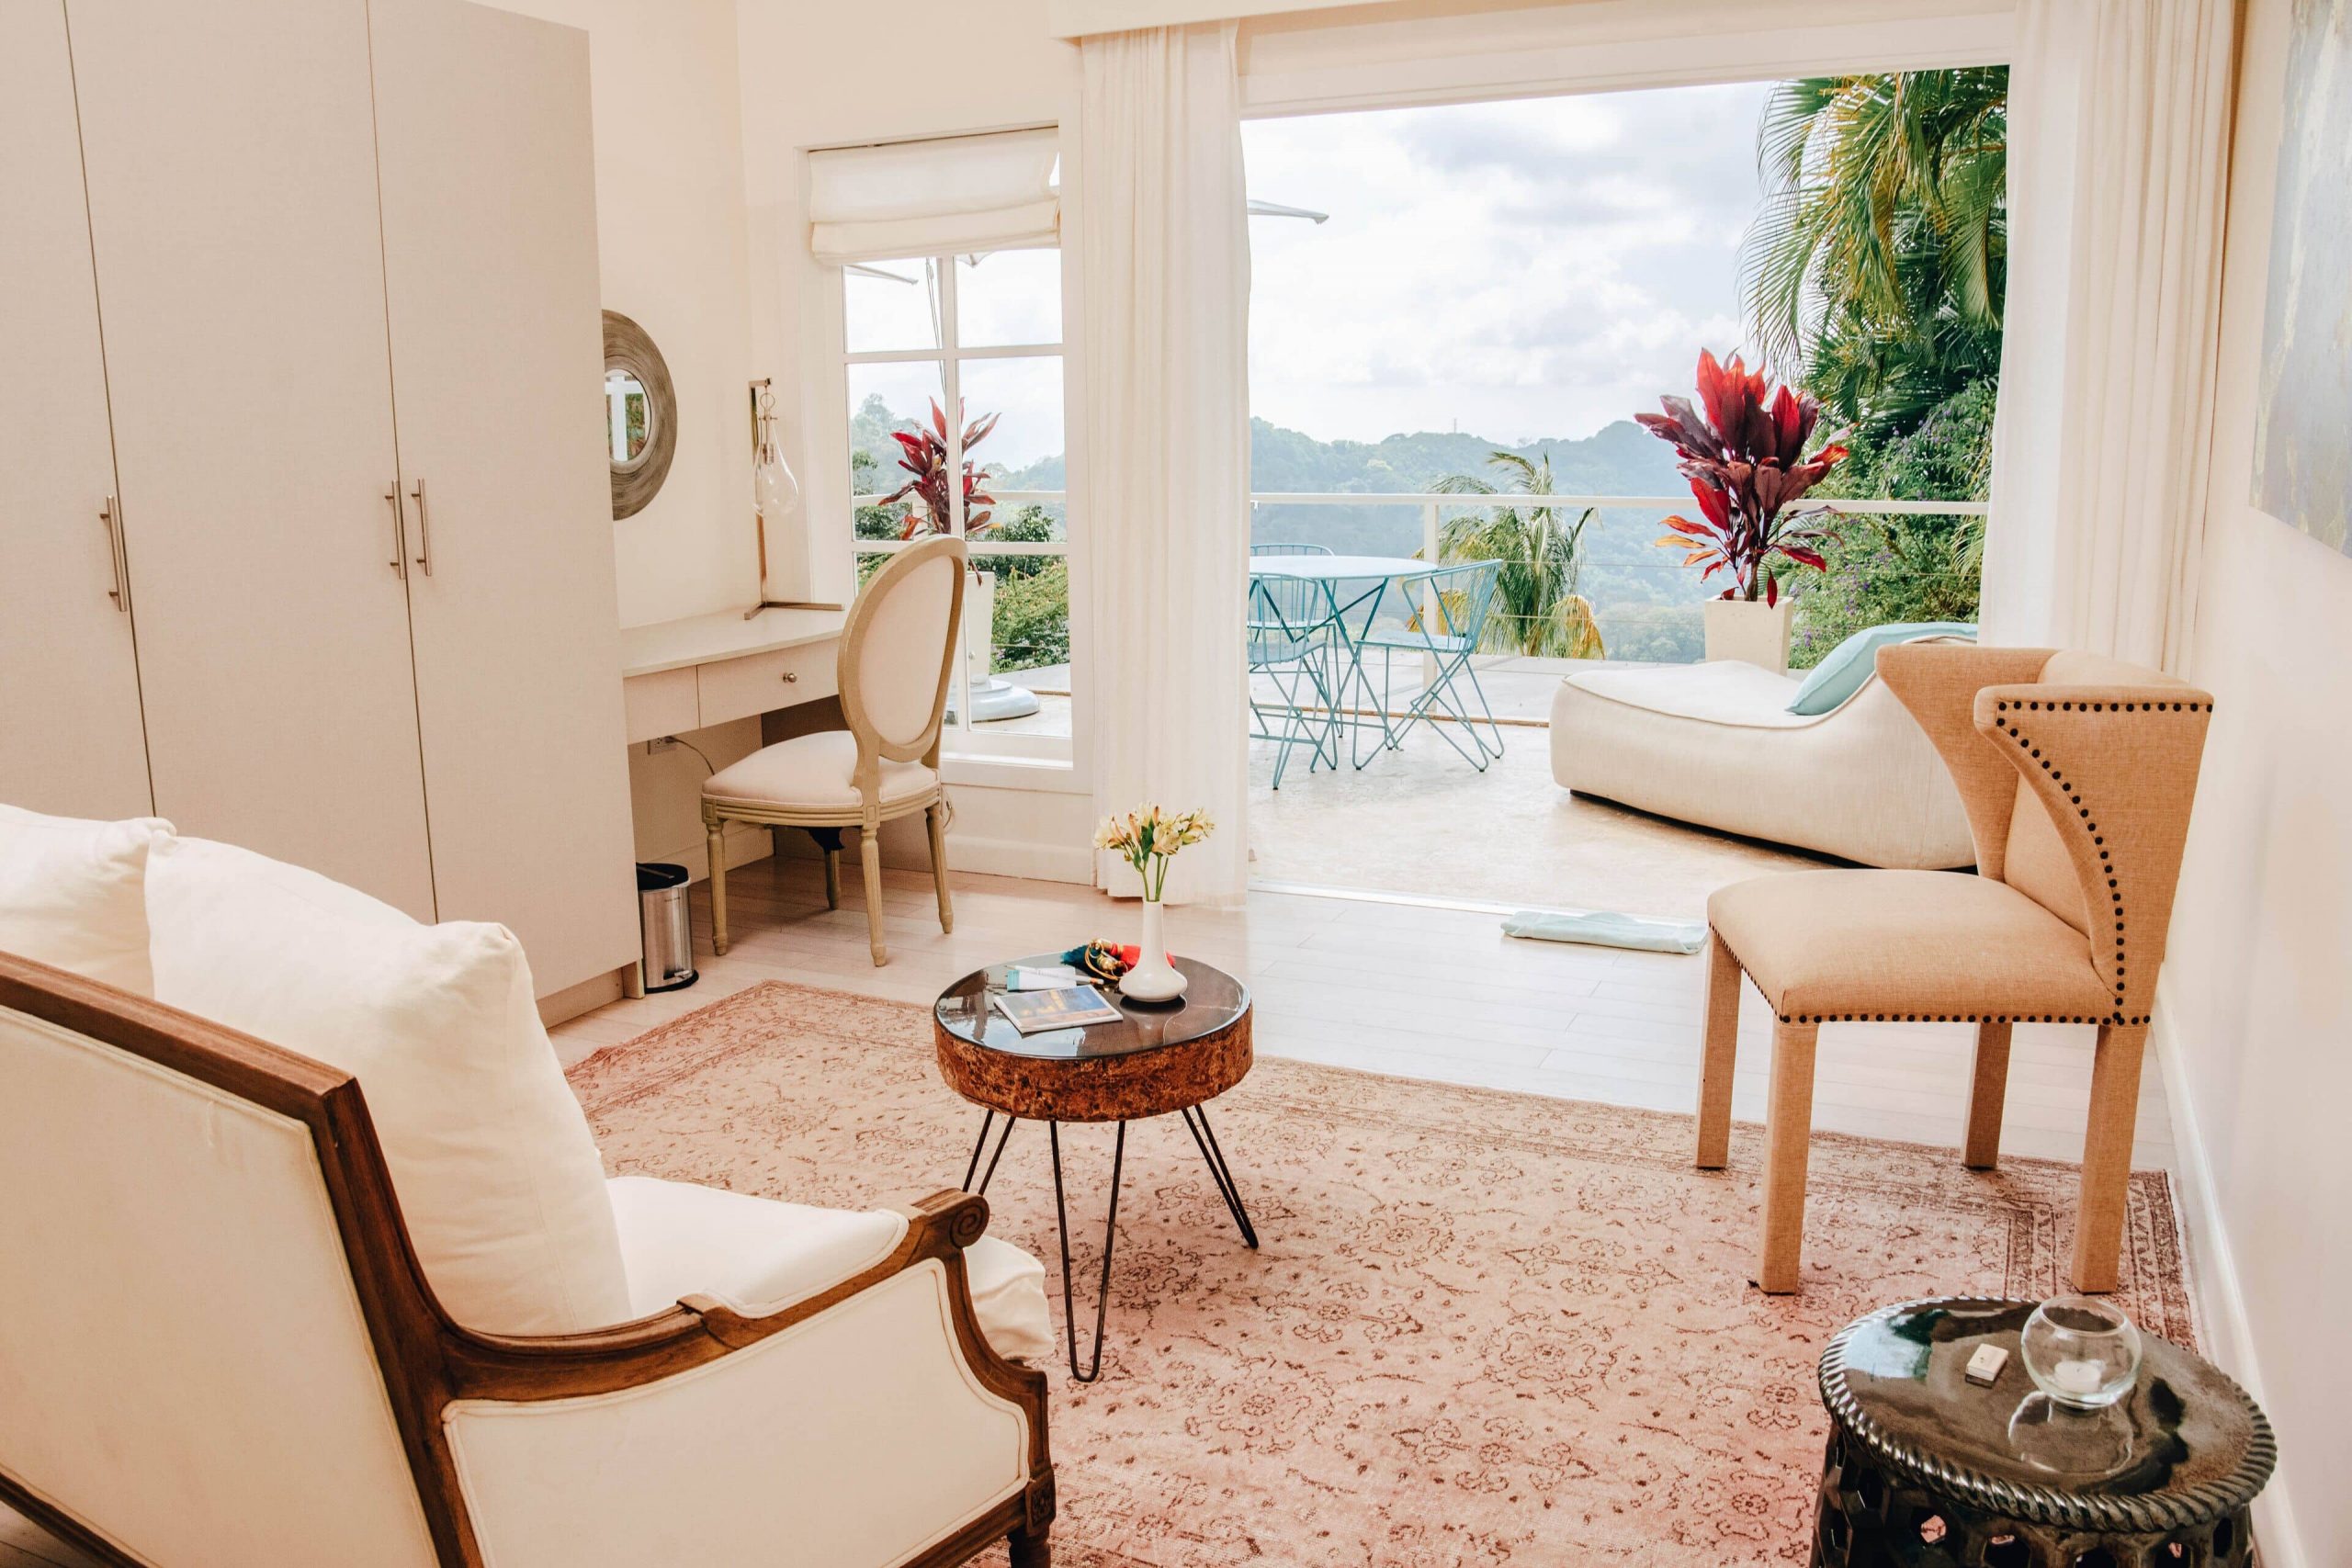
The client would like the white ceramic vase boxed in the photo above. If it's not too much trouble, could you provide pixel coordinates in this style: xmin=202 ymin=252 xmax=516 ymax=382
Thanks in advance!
xmin=1122 ymin=897 xmax=1187 ymax=1002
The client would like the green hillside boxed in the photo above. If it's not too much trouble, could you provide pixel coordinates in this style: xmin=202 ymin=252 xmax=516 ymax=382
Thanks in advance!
xmin=854 ymin=398 xmax=1718 ymax=661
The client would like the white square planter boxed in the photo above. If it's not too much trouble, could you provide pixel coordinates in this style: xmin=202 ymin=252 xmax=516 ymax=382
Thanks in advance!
xmin=1703 ymin=596 xmax=1795 ymax=671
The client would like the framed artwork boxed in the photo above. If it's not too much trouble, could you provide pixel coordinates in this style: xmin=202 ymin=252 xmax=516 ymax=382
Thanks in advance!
xmin=2252 ymin=0 xmax=2352 ymax=552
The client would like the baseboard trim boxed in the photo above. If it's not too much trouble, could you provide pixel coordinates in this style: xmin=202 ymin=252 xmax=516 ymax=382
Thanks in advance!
xmin=537 ymin=966 xmax=625 ymax=1028
xmin=944 ymin=834 xmax=1091 ymax=885
xmin=2152 ymin=981 xmax=2305 ymax=1568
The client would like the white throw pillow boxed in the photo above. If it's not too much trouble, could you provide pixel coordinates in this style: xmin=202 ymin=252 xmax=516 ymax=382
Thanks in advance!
xmin=0 ymin=804 xmax=173 ymax=995
xmin=144 ymin=836 xmax=629 ymax=1337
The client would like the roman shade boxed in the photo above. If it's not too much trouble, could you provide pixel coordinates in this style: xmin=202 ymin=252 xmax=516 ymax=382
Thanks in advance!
xmin=808 ymin=127 xmax=1060 ymax=264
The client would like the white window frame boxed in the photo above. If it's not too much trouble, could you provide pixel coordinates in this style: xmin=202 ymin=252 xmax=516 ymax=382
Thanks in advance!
xmin=844 ymin=250 xmax=1073 ymax=769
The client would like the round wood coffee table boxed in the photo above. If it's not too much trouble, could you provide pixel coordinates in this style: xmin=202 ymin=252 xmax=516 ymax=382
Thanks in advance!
xmin=933 ymin=954 xmax=1255 ymax=1382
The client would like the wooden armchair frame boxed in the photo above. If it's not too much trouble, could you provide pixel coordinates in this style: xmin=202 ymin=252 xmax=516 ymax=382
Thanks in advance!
xmin=0 ymin=952 xmax=1054 ymax=1568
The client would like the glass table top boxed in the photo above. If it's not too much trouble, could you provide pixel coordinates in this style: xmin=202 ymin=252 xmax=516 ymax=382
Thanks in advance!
xmin=933 ymin=953 xmax=1250 ymax=1062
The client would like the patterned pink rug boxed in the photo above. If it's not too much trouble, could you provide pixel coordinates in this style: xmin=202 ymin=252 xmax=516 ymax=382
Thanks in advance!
xmin=568 ymin=980 xmax=2194 ymax=1568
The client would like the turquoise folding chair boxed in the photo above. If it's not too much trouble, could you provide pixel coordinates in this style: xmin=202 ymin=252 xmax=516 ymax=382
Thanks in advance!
xmin=1250 ymin=542 xmax=1333 ymax=558
xmin=1247 ymin=572 xmax=1341 ymax=787
xmin=1358 ymin=559 xmax=1506 ymax=770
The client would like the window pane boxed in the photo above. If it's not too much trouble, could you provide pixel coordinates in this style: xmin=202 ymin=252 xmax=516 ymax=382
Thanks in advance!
xmin=957 ymin=355 xmax=1064 ymax=539
xmin=956 ymin=248 xmax=1062 ymax=347
xmin=843 ymin=257 xmax=939 ymax=354
xmin=973 ymin=559 xmax=1070 ymax=739
xmin=848 ymin=360 xmax=944 ymax=538
xmin=969 ymin=500 xmax=1067 ymax=547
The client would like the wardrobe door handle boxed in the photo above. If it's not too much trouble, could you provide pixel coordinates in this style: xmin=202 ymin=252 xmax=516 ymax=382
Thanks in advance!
xmin=385 ymin=485 xmax=408 ymax=581
xmin=408 ymin=478 xmax=432 ymax=576
xmin=99 ymin=495 xmax=130 ymax=613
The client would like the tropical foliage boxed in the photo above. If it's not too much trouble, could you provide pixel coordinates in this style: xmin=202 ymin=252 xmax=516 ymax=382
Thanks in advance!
xmin=1432 ymin=452 xmax=1607 ymax=658
xmin=1636 ymin=350 xmax=1849 ymax=604
xmin=1740 ymin=68 xmax=2007 ymax=661
xmin=1742 ymin=68 xmax=2007 ymax=440
xmin=986 ymin=506 xmax=1069 ymax=671
xmin=880 ymin=398 xmax=1001 ymax=536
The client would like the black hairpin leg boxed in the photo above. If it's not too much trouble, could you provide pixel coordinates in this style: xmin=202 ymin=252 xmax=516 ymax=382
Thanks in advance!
xmin=1049 ymin=1119 xmax=1125 ymax=1384
xmin=963 ymin=1109 xmax=1018 ymax=1195
xmin=1182 ymin=1103 xmax=1258 ymax=1248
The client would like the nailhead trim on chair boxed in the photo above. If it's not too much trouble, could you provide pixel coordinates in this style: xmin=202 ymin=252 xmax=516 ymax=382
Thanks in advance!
xmin=1770 ymin=1011 xmax=2156 ymax=1025
xmin=1761 ymin=695 xmax=2210 ymax=1032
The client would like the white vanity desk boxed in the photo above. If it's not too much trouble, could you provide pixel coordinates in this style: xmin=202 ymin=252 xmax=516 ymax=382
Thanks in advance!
xmin=617 ymin=605 xmax=847 ymax=742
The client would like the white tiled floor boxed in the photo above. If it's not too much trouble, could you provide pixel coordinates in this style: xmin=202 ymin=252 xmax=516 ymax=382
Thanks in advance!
xmin=548 ymin=856 xmax=2170 ymax=1170
xmin=2 ymin=855 xmax=2173 ymax=1564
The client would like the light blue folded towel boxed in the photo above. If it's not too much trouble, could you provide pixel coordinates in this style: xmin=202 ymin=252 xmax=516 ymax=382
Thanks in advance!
xmin=1501 ymin=908 xmax=1707 ymax=953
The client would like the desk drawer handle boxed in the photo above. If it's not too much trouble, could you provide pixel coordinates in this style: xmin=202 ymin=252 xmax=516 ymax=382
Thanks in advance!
xmin=780 ymin=671 xmax=798 ymax=683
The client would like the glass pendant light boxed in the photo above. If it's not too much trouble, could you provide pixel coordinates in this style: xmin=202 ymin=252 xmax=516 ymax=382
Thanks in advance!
xmin=752 ymin=380 xmax=798 ymax=524
xmin=745 ymin=379 xmax=832 ymax=617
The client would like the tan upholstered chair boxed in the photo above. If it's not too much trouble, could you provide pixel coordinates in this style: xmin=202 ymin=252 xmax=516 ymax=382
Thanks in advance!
xmin=1696 ymin=644 xmax=2213 ymax=1295
xmin=703 ymin=536 xmax=966 ymax=966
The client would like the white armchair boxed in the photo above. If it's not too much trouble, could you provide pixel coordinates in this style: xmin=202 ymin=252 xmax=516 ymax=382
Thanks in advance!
xmin=0 ymin=951 xmax=1055 ymax=1568
xmin=0 ymin=801 xmax=1055 ymax=1568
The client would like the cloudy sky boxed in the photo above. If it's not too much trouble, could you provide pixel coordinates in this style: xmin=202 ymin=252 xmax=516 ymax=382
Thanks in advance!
xmin=1243 ymin=81 xmax=1777 ymax=446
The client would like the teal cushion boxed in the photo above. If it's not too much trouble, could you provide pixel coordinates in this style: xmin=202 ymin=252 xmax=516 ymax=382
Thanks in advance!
xmin=1787 ymin=622 xmax=1976 ymax=716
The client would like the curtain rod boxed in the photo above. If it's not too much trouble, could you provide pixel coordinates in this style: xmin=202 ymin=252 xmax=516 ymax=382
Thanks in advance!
xmin=806 ymin=122 xmax=1060 ymax=157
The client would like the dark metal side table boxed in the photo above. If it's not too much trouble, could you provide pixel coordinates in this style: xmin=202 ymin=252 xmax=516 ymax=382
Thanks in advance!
xmin=933 ymin=954 xmax=1257 ymax=1383
xmin=1814 ymin=1298 xmax=2276 ymax=1568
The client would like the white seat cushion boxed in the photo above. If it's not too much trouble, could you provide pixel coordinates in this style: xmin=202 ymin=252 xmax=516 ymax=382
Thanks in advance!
xmin=1564 ymin=659 xmax=1815 ymax=728
xmin=703 ymin=730 xmax=937 ymax=814
xmin=0 ymin=805 xmax=173 ymax=995
xmin=608 ymin=1175 xmax=1054 ymax=1364
xmin=144 ymin=836 xmax=630 ymax=1337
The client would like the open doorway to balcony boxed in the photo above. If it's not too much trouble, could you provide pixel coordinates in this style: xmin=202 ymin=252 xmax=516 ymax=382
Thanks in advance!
xmin=1242 ymin=72 xmax=2000 ymax=919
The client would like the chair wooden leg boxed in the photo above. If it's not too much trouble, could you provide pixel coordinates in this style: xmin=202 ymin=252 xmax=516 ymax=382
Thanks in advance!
xmin=805 ymin=827 xmax=843 ymax=910
xmin=859 ymin=819 xmax=888 ymax=967
xmin=926 ymin=804 xmax=954 ymax=933
xmin=1696 ymin=931 xmax=1741 ymax=1168
xmin=1009 ymin=1523 xmax=1050 ymax=1568
xmin=2071 ymin=1021 xmax=2149 ymax=1292
xmin=1757 ymin=1020 xmax=1819 ymax=1294
xmin=1962 ymin=1019 xmax=2013 ymax=1169
xmin=706 ymin=819 xmax=730 ymax=957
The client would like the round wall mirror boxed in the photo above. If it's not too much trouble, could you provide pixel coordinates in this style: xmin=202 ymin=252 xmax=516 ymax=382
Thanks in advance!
xmin=603 ymin=310 xmax=676 ymax=519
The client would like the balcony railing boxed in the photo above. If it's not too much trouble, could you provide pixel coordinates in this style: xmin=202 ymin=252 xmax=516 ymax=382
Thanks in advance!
xmin=854 ymin=488 xmax=1989 ymax=673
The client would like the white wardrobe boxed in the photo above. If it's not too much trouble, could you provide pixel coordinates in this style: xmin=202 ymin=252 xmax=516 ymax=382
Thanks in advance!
xmin=0 ymin=0 xmax=639 ymax=998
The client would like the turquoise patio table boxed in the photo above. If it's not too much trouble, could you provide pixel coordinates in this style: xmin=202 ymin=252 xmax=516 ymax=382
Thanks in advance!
xmin=1247 ymin=554 xmax=1425 ymax=767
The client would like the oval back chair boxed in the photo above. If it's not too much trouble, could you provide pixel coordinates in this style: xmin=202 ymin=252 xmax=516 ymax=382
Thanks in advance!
xmin=703 ymin=536 xmax=967 ymax=965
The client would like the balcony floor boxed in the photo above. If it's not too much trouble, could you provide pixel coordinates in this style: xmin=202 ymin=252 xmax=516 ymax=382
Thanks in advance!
xmin=1248 ymin=705 xmax=1826 ymax=921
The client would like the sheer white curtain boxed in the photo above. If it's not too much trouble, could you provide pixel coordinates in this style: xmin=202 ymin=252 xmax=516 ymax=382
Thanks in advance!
xmin=1980 ymin=0 xmax=2236 ymax=671
xmin=1076 ymin=22 xmax=1251 ymax=903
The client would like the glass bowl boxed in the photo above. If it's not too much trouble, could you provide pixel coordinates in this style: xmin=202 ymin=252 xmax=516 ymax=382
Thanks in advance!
xmin=2020 ymin=1295 xmax=2142 ymax=1410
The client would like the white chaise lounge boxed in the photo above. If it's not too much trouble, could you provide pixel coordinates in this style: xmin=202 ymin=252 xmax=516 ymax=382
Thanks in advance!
xmin=1548 ymin=638 xmax=1975 ymax=870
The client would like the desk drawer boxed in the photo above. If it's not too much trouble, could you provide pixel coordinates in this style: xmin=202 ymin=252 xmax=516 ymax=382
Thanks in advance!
xmin=622 ymin=668 xmax=699 ymax=744
xmin=696 ymin=640 xmax=837 ymax=727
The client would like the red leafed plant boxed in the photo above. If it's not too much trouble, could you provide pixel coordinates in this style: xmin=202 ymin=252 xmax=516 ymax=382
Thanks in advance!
xmin=883 ymin=398 xmax=1001 ymax=538
xmin=1635 ymin=350 xmax=1848 ymax=604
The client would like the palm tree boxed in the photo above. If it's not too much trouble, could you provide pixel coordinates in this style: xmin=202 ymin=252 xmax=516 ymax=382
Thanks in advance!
xmin=1433 ymin=452 xmax=1605 ymax=660
xmin=1740 ymin=69 xmax=2008 ymax=438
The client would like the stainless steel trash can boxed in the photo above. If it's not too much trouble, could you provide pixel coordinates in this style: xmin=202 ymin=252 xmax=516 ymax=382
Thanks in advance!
xmin=636 ymin=863 xmax=697 ymax=993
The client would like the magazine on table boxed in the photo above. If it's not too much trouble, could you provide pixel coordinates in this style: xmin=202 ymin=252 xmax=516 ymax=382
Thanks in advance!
xmin=991 ymin=985 xmax=1125 ymax=1033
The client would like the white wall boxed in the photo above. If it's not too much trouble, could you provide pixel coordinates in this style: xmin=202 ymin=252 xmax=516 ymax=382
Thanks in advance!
xmin=731 ymin=0 xmax=1097 ymax=886
xmin=2160 ymin=0 xmax=2352 ymax=1560
xmin=488 ymin=0 xmax=776 ymax=878
xmin=495 ymin=0 xmax=759 ymax=631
